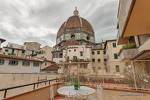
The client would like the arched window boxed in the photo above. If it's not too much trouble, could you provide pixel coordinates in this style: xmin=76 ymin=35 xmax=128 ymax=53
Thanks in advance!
xmin=71 ymin=34 xmax=75 ymax=39
xmin=87 ymin=36 xmax=90 ymax=40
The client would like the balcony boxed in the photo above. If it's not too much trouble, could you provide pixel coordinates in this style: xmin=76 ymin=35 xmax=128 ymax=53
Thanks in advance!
xmin=119 ymin=43 xmax=138 ymax=60
xmin=139 ymin=39 xmax=150 ymax=52
xmin=133 ymin=39 xmax=150 ymax=60
xmin=1 ymin=76 xmax=150 ymax=100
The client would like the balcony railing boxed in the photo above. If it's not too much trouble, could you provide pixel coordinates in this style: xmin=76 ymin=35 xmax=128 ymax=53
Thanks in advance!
xmin=138 ymin=39 xmax=150 ymax=52
xmin=119 ymin=43 xmax=138 ymax=60
xmin=0 ymin=78 xmax=64 ymax=99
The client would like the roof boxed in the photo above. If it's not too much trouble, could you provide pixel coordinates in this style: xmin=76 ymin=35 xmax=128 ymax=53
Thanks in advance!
xmin=41 ymin=64 xmax=59 ymax=71
xmin=57 ymin=8 xmax=94 ymax=38
xmin=104 ymin=39 xmax=117 ymax=49
xmin=0 ymin=54 xmax=43 ymax=62
xmin=119 ymin=0 xmax=150 ymax=37
xmin=64 ymin=40 xmax=80 ymax=46
xmin=38 ymin=58 xmax=55 ymax=63
xmin=3 ymin=46 xmax=25 ymax=51
xmin=24 ymin=42 xmax=41 ymax=46
xmin=0 ymin=38 xmax=6 ymax=43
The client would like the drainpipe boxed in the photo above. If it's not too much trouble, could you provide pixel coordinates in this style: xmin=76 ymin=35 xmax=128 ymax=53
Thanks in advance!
xmin=134 ymin=36 xmax=140 ymax=47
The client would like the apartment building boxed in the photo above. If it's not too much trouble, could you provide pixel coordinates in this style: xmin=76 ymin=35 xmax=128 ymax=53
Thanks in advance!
xmin=0 ymin=54 xmax=42 ymax=73
xmin=117 ymin=0 xmax=150 ymax=84
xmin=91 ymin=43 xmax=105 ymax=75
xmin=104 ymin=39 xmax=126 ymax=78
xmin=0 ymin=38 xmax=6 ymax=48
xmin=36 ymin=46 xmax=53 ymax=60
xmin=53 ymin=43 xmax=93 ymax=75
xmin=1 ymin=42 xmax=37 ymax=57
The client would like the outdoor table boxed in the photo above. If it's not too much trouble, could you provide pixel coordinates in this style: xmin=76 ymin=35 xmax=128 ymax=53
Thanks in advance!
xmin=57 ymin=86 xmax=95 ymax=97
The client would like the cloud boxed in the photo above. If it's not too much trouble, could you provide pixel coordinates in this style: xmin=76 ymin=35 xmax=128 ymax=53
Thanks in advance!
xmin=0 ymin=0 xmax=118 ymax=46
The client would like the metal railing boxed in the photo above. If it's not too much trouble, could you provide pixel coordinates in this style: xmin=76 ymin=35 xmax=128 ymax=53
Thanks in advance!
xmin=0 ymin=77 xmax=64 ymax=99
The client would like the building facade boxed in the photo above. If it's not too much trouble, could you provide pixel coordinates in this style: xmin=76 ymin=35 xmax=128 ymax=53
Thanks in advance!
xmin=36 ymin=46 xmax=53 ymax=60
xmin=0 ymin=38 xmax=6 ymax=48
xmin=104 ymin=40 xmax=126 ymax=77
xmin=52 ymin=8 xmax=106 ymax=76
xmin=0 ymin=54 xmax=42 ymax=73
xmin=117 ymin=0 xmax=150 ymax=87
xmin=0 ymin=40 xmax=55 ymax=73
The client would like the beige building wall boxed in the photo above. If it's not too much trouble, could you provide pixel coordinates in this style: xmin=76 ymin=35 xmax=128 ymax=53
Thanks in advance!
xmin=105 ymin=40 xmax=126 ymax=76
xmin=36 ymin=46 xmax=53 ymax=60
xmin=66 ymin=45 xmax=91 ymax=61
xmin=24 ymin=42 xmax=41 ymax=51
xmin=91 ymin=49 xmax=105 ymax=75
xmin=56 ymin=45 xmax=93 ymax=75
xmin=2 ymin=48 xmax=25 ymax=57
xmin=0 ymin=73 xmax=60 ymax=99
xmin=0 ymin=58 xmax=42 ymax=73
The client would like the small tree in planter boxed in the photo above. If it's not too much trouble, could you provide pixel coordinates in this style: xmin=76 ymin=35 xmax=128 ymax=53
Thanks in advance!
xmin=74 ymin=79 xmax=80 ymax=90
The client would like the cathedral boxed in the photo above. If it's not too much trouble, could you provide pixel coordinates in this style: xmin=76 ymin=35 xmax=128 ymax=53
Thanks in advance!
xmin=52 ymin=8 xmax=105 ymax=76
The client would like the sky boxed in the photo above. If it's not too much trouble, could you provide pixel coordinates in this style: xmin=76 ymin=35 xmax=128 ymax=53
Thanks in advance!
xmin=0 ymin=0 xmax=119 ymax=47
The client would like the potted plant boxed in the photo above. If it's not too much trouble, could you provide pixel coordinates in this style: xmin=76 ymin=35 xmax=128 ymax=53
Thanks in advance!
xmin=74 ymin=79 xmax=80 ymax=90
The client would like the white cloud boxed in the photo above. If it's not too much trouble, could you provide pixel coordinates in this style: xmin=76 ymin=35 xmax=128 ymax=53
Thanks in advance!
xmin=0 ymin=0 xmax=118 ymax=46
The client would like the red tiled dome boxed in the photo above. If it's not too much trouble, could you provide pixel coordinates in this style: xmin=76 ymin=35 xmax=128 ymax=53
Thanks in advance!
xmin=57 ymin=8 xmax=94 ymax=38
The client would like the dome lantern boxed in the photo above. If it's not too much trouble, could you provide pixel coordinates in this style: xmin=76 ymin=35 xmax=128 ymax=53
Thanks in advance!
xmin=73 ymin=7 xmax=79 ymax=16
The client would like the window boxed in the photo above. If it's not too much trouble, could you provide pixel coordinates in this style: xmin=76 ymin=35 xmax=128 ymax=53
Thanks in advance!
xmin=103 ymin=51 xmax=106 ymax=54
xmin=87 ymin=36 xmax=90 ymax=40
xmin=33 ymin=62 xmax=40 ymax=67
xmin=71 ymin=34 xmax=75 ymax=39
xmin=74 ymin=49 xmax=76 ymax=52
xmin=97 ymin=51 xmax=100 ymax=54
xmin=22 ymin=61 xmax=30 ymax=66
xmin=92 ymin=59 xmax=95 ymax=62
xmin=5 ymin=49 xmax=8 ymax=52
xmin=67 ymin=56 xmax=69 ymax=61
xmin=11 ymin=49 xmax=15 ymax=54
xmin=0 ymin=59 xmax=4 ymax=65
xmin=114 ymin=53 xmax=118 ymax=59
xmin=98 ymin=67 xmax=101 ymax=70
xmin=92 ymin=51 xmax=95 ymax=55
xmin=22 ymin=50 xmax=25 ymax=54
xmin=116 ymin=65 xmax=120 ymax=72
xmin=59 ymin=53 xmax=63 ymax=58
xmin=69 ymin=50 xmax=71 ymax=52
xmin=9 ymin=60 xmax=18 ymax=65
xmin=73 ymin=56 xmax=77 ymax=61
xmin=84 ymin=65 xmax=87 ymax=69
xmin=98 ymin=59 xmax=101 ymax=62
xmin=112 ymin=43 xmax=116 ymax=48
xmin=80 ymin=51 xmax=83 ymax=56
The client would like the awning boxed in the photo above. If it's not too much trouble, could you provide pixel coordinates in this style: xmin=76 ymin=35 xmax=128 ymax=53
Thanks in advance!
xmin=122 ymin=0 xmax=150 ymax=37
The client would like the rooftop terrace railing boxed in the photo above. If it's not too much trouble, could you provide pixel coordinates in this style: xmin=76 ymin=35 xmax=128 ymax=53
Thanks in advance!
xmin=0 ymin=77 xmax=64 ymax=99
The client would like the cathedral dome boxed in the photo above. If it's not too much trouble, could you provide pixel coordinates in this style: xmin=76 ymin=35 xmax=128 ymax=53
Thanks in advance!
xmin=56 ymin=7 xmax=95 ymax=45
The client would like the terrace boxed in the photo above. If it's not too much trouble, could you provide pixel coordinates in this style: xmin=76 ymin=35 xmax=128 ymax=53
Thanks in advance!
xmin=0 ymin=76 xmax=150 ymax=100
